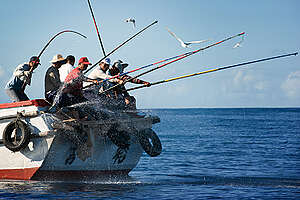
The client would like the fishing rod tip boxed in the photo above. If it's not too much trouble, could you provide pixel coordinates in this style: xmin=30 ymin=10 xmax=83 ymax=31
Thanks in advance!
xmin=295 ymin=52 xmax=299 ymax=56
xmin=154 ymin=20 xmax=158 ymax=24
xmin=240 ymin=32 xmax=245 ymax=35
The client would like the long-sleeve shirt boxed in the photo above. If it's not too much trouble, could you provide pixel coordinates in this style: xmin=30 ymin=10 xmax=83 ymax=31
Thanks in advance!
xmin=119 ymin=74 xmax=147 ymax=84
xmin=44 ymin=65 xmax=61 ymax=95
xmin=5 ymin=63 xmax=32 ymax=91
xmin=64 ymin=67 xmax=89 ymax=96
xmin=83 ymin=67 xmax=119 ymax=92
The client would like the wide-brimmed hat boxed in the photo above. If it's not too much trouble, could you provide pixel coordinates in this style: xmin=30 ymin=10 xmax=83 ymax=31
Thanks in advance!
xmin=78 ymin=57 xmax=92 ymax=65
xmin=50 ymin=54 xmax=65 ymax=63
xmin=112 ymin=60 xmax=128 ymax=73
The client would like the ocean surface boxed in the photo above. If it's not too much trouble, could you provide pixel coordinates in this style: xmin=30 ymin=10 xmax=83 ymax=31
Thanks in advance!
xmin=0 ymin=108 xmax=299 ymax=199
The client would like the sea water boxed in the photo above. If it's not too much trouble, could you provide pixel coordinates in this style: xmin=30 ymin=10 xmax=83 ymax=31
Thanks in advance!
xmin=0 ymin=108 xmax=299 ymax=199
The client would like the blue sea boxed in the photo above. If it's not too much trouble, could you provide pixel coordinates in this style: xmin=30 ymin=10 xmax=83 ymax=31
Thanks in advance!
xmin=0 ymin=108 xmax=299 ymax=199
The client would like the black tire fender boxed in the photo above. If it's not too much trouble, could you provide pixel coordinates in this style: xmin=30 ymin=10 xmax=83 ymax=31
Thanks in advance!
xmin=137 ymin=128 xmax=162 ymax=157
xmin=2 ymin=120 xmax=31 ymax=152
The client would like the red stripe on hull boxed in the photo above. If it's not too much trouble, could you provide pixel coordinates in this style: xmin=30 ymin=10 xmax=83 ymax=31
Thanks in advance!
xmin=0 ymin=99 xmax=49 ymax=109
xmin=32 ymin=169 xmax=131 ymax=180
xmin=0 ymin=167 xmax=40 ymax=180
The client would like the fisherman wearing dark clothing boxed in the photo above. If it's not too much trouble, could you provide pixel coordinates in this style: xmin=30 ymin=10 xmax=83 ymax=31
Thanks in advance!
xmin=5 ymin=56 xmax=40 ymax=102
xmin=108 ymin=60 xmax=150 ymax=110
xmin=44 ymin=54 xmax=65 ymax=104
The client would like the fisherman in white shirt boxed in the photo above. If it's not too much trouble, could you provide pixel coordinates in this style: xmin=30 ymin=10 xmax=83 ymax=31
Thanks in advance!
xmin=59 ymin=55 xmax=75 ymax=82
xmin=84 ymin=58 xmax=123 ymax=89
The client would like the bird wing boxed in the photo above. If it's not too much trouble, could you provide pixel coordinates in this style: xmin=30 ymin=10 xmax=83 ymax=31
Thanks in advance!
xmin=233 ymin=42 xmax=241 ymax=48
xmin=166 ymin=28 xmax=184 ymax=44
xmin=186 ymin=39 xmax=210 ymax=44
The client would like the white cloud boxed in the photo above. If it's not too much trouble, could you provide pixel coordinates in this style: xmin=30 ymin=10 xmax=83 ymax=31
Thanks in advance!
xmin=281 ymin=70 xmax=300 ymax=98
xmin=231 ymin=70 xmax=268 ymax=93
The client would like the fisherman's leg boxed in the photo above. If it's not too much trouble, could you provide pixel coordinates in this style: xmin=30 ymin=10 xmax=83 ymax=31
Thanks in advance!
xmin=19 ymin=91 xmax=30 ymax=101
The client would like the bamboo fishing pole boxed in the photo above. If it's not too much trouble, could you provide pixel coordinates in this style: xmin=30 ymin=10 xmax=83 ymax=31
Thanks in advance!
xmin=84 ymin=20 xmax=158 ymax=75
xmin=100 ymin=32 xmax=245 ymax=94
xmin=22 ymin=30 xmax=87 ymax=90
xmin=125 ymin=52 xmax=298 ymax=92
xmin=87 ymin=0 xmax=106 ymax=56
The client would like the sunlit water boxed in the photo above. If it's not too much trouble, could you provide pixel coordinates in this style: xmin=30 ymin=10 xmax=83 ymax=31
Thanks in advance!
xmin=0 ymin=108 xmax=299 ymax=199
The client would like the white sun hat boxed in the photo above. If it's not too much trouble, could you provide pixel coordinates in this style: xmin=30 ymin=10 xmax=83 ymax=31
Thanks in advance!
xmin=50 ymin=54 xmax=65 ymax=63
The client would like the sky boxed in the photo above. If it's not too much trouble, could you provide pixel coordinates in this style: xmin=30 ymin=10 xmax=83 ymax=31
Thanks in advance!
xmin=0 ymin=0 xmax=299 ymax=108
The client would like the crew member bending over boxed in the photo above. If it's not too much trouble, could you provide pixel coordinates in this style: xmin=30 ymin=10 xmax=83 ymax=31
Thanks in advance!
xmin=5 ymin=56 xmax=40 ymax=102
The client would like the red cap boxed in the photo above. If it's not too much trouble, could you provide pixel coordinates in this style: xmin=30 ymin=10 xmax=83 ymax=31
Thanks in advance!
xmin=78 ymin=57 xmax=92 ymax=65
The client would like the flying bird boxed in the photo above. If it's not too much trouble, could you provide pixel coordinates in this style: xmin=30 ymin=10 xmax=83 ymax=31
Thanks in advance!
xmin=233 ymin=35 xmax=245 ymax=49
xmin=125 ymin=18 xmax=136 ymax=28
xmin=166 ymin=27 xmax=209 ymax=48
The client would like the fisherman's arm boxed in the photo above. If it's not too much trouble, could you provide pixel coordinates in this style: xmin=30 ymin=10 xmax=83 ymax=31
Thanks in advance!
xmin=48 ymin=71 xmax=62 ymax=88
xmin=80 ymin=74 xmax=99 ymax=85
xmin=13 ymin=64 xmax=30 ymax=80
xmin=97 ymin=72 xmax=123 ymax=84
xmin=123 ymin=75 xmax=150 ymax=86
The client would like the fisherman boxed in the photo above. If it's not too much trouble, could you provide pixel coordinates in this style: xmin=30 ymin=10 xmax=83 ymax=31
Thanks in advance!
xmin=44 ymin=54 xmax=65 ymax=104
xmin=108 ymin=60 xmax=150 ymax=110
xmin=59 ymin=55 xmax=75 ymax=82
xmin=84 ymin=58 xmax=123 ymax=92
xmin=80 ymin=58 xmax=126 ymax=109
xmin=5 ymin=56 xmax=40 ymax=102
xmin=48 ymin=57 xmax=99 ymax=113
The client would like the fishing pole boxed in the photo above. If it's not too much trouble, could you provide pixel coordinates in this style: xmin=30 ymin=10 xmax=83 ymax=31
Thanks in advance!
xmin=100 ymin=32 xmax=245 ymax=94
xmin=125 ymin=52 xmax=298 ymax=92
xmin=87 ymin=0 xmax=106 ymax=56
xmin=82 ymin=50 xmax=194 ymax=90
xmin=22 ymin=30 xmax=87 ymax=90
xmin=84 ymin=20 xmax=158 ymax=75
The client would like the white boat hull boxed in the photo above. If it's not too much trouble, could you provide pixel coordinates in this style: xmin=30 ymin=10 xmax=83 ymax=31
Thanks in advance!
xmin=0 ymin=99 xmax=160 ymax=180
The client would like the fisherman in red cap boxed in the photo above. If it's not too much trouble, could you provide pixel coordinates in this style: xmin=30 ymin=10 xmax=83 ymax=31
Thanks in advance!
xmin=5 ymin=56 xmax=40 ymax=102
xmin=48 ymin=57 xmax=98 ymax=113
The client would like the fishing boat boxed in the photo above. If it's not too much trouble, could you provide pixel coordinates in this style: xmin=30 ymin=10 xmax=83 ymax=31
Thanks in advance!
xmin=0 ymin=99 xmax=161 ymax=180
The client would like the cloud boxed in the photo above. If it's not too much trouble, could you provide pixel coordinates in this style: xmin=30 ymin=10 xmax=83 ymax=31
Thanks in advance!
xmin=231 ymin=70 xmax=268 ymax=93
xmin=281 ymin=70 xmax=300 ymax=99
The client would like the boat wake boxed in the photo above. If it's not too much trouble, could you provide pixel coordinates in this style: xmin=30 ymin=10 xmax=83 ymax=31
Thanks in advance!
xmin=156 ymin=174 xmax=300 ymax=188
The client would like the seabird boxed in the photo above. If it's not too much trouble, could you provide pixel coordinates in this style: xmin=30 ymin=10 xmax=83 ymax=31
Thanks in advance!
xmin=125 ymin=18 xmax=136 ymax=28
xmin=166 ymin=27 xmax=209 ymax=48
